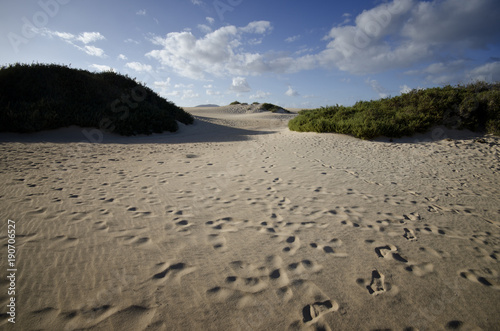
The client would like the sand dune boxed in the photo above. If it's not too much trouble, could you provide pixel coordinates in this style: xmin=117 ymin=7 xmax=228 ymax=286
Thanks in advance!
xmin=1 ymin=106 xmax=499 ymax=330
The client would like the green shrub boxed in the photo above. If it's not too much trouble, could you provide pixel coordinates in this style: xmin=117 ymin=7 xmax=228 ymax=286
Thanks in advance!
xmin=0 ymin=63 xmax=194 ymax=135
xmin=230 ymin=101 xmax=241 ymax=105
xmin=289 ymin=82 xmax=500 ymax=139
xmin=261 ymin=103 xmax=290 ymax=113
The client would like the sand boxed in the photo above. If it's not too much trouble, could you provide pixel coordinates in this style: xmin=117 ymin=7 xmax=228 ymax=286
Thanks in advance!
xmin=0 ymin=105 xmax=499 ymax=330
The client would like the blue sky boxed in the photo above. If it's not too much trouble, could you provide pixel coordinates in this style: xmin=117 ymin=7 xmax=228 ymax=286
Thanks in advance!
xmin=1 ymin=0 xmax=500 ymax=108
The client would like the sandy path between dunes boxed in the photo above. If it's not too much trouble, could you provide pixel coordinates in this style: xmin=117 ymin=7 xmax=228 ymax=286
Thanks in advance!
xmin=0 ymin=106 xmax=499 ymax=330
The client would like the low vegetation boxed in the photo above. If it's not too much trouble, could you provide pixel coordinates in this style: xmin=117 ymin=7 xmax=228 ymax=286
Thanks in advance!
xmin=230 ymin=101 xmax=290 ymax=113
xmin=0 ymin=63 xmax=194 ymax=136
xmin=288 ymin=82 xmax=500 ymax=139
xmin=261 ymin=103 xmax=291 ymax=113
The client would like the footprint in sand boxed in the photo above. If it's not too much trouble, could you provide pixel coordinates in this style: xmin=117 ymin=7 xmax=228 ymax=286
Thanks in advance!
xmin=310 ymin=238 xmax=348 ymax=258
xmin=302 ymin=299 xmax=339 ymax=324
xmin=174 ymin=218 xmax=192 ymax=235
xmin=273 ymin=234 xmax=301 ymax=255
xmin=288 ymin=279 xmax=340 ymax=329
xmin=152 ymin=261 xmax=196 ymax=283
xmin=374 ymin=243 xmax=409 ymax=263
xmin=403 ymin=212 xmax=421 ymax=221
xmin=459 ymin=268 xmax=500 ymax=290
xmin=404 ymin=228 xmax=417 ymax=241
xmin=367 ymin=240 xmax=434 ymax=277
xmin=356 ymin=269 xmax=397 ymax=296
xmin=367 ymin=269 xmax=386 ymax=295
xmin=205 ymin=217 xmax=240 ymax=233
xmin=206 ymin=258 xmax=273 ymax=307
xmin=207 ymin=233 xmax=227 ymax=251
xmin=205 ymin=217 xmax=244 ymax=251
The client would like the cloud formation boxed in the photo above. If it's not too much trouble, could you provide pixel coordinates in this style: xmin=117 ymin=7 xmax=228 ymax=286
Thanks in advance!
xmin=35 ymin=28 xmax=106 ymax=57
xmin=146 ymin=0 xmax=499 ymax=86
xmin=230 ymin=77 xmax=251 ymax=93
xmin=147 ymin=21 xmax=283 ymax=79
xmin=125 ymin=62 xmax=153 ymax=72
xmin=285 ymin=86 xmax=299 ymax=97
xmin=89 ymin=64 xmax=114 ymax=72
xmin=319 ymin=0 xmax=500 ymax=75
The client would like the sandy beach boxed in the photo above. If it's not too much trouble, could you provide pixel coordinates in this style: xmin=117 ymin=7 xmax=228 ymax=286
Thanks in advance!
xmin=0 ymin=105 xmax=499 ymax=330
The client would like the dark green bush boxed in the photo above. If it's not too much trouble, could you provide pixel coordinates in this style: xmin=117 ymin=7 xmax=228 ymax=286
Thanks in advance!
xmin=0 ymin=63 xmax=194 ymax=135
xmin=289 ymin=82 xmax=500 ymax=139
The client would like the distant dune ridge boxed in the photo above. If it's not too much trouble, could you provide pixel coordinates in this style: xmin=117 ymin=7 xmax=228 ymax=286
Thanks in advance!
xmin=196 ymin=104 xmax=220 ymax=107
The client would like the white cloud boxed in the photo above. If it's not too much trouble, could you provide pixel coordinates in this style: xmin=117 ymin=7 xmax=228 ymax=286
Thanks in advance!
xmin=153 ymin=78 xmax=171 ymax=96
xmin=404 ymin=59 xmax=474 ymax=84
xmin=167 ymin=90 xmax=181 ymax=97
xmin=285 ymin=35 xmax=300 ymax=43
xmin=89 ymin=64 xmax=114 ymax=72
xmin=230 ymin=77 xmax=251 ymax=93
xmin=239 ymin=21 xmax=272 ymax=34
xmin=198 ymin=24 xmax=212 ymax=33
xmin=147 ymin=22 xmax=275 ymax=79
xmin=146 ymin=0 xmax=500 ymax=83
xmin=124 ymin=38 xmax=140 ymax=44
xmin=182 ymin=89 xmax=199 ymax=99
xmin=250 ymin=90 xmax=271 ymax=99
xmin=175 ymin=83 xmax=194 ymax=88
xmin=467 ymin=61 xmax=500 ymax=82
xmin=206 ymin=89 xmax=221 ymax=95
xmin=83 ymin=45 xmax=105 ymax=57
xmin=191 ymin=0 xmax=203 ymax=5
xmin=118 ymin=54 xmax=128 ymax=60
xmin=400 ymin=84 xmax=412 ymax=94
xmin=206 ymin=17 xmax=215 ymax=25
xmin=125 ymin=62 xmax=153 ymax=72
xmin=154 ymin=78 xmax=171 ymax=87
xmin=136 ymin=9 xmax=146 ymax=16
xmin=145 ymin=21 xmax=320 ymax=80
xmin=366 ymin=78 xmax=389 ymax=98
xmin=33 ymin=28 xmax=106 ymax=57
xmin=285 ymin=86 xmax=299 ymax=97
xmin=52 ymin=31 xmax=75 ymax=40
xmin=77 ymin=32 xmax=105 ymax=44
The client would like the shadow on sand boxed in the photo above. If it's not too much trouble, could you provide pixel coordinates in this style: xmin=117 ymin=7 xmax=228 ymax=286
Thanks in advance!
xmin=0 ymin=117 xmax=277 ymax=144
